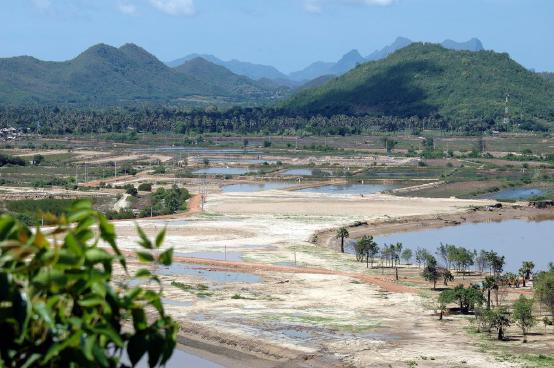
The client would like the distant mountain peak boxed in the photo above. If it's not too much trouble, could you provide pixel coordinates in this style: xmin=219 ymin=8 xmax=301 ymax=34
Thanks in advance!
xmin=441 ymin=38 xmax=484 ymax=51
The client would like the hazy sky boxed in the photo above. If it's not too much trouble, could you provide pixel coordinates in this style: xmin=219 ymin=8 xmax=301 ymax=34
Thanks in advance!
xmin=1 ymin=0 xmax=552 ymax=73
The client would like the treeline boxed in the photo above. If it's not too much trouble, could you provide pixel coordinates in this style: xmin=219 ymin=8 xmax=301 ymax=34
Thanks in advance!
xmin=0 ymin=105 xmax=543 ymax=135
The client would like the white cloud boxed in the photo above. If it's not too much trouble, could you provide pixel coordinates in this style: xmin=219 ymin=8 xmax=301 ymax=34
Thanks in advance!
xmin=304 ymin=0 xmax=396 ymax=13
xmin=118 ymin=2 xmax=137 ymax=15
xmin=149 ymin=0 xmax=195 ymax=16
xmin=304 ymin=0 xmax=322 ymax=13
xmin=31 ymin=0 xmax=52 ymax=10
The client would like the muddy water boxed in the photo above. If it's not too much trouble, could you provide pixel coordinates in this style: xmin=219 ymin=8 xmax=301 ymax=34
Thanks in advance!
xmin=298 ymin=183 xmax=397 ymax=195
xmin=368 ymin=219 xmax=554 ymax=272
xmin=279 ymin=169 xmax=313 ymax=176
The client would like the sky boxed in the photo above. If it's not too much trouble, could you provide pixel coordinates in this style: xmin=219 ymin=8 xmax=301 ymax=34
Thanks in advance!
xmin=0 ymin=0 xmax=552 ymax=73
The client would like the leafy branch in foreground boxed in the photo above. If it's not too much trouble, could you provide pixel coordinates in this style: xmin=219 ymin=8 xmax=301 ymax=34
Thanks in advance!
xmin=0 ymin=200 xmax=176 ymax=368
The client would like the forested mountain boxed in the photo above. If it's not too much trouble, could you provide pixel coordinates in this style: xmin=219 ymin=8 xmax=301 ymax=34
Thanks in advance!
xmin=284 ymin=43 xmax=554 ymax=128
xmin=174 ymin=57 xmax=288 ymax=99
xmin=288 ymin=37 xmax=484 ymax=82
xmin=0 ymin=44 xmax=285 ymax=106
xmin=167 ymin=54 xmax=290 ymax=82
xmin=539 ymin=72 xmax=554 ymax=83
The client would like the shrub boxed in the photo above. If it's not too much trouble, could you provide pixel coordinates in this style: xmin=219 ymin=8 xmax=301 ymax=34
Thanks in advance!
xmin=0 ymin=200 xmax=177 ymax=367
xmin=138 ymin=183 xmax=152 ymax=192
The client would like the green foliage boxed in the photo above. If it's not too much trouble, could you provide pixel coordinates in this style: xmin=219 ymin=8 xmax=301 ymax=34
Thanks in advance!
xmin=439 ymin=285 xmax=484 ymax=314
xmin=142 ymin=185 xmax=190 ymax=217
xmin=534 ymin=266 xmax=554 ymax=318
xmin=0 ymin=200 xmax=177 ymax=367
xmin=422 ymin=256 xmax=440 ymax=289
xmin=2 ymin=199 xmax=77 ymax=225
xmin=354 ymin=235 xmax=379 ymax=267
xmin=0 ymin=153 xmax=26 ymax=167
xmin=285 ymin=43 xmax=554 ymax=129
xmin=512 ymin=295 xmax=535 ymax=342
xmin=137 ymin=183 xmax=152 ymax=192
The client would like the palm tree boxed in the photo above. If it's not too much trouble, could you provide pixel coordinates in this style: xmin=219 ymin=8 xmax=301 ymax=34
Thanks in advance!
xmin=336 ymin=227 xmax=349 ymax=253
xmin=519 ymin=261 xmax=535 ymax=287
xmin=482 ymin=276 xmax=498 ymax=310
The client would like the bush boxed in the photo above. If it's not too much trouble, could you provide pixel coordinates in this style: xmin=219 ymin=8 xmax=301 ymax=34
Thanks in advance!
xmin=0 ymin=153 xmax=26 ymax=167
xmin=138 ymin=183 xmax=152 ymax=192
xmin=0 ymin=201 xmax=177 ymax=367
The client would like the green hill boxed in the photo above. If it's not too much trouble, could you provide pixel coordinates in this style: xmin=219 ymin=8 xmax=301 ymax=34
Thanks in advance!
xmin=0 ymin=44 xmax=284 ymax=106
xmin=284 ymin=43 xmax=554 ymax=126
xmin=174 ymin=57 xmax=287 ymax=100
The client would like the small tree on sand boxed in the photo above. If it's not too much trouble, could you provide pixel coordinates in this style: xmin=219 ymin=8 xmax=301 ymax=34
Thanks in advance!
xmin=512 ymin=295 xmax=535 ymax=343
xmin=422 ymin=256 xmax=440 ymax=290
xmin=336 ymin=227 xmax=349 ymax=253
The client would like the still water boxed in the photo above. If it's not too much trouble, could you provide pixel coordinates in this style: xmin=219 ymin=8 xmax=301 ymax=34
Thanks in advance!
xmin=298 ymin=183 xmax=397 ymax=195
xmin=482 ymin=188 xmax=544 ymax=200
xmin=222 ymin=182 xmax=292 ymax=192
xmin=193 ymin=167 xmax=251 ymax=175
xmin=350 ymin=219 xmax=554 ymax=272
xmin=133 ymin=348 xmax=223 ymax=368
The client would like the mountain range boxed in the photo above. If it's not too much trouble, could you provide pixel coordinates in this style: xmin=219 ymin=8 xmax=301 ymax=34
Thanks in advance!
xmin=284 ymin=43 xmax=554 ymax=126
xmin=0 ymin=43 xmax=285 ymax=105
xmin=167 ymin=37 xmax=484 ymax=83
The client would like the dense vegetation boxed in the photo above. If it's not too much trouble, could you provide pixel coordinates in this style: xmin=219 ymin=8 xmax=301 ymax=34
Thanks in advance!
xmin=0 ymin=105 xmax=530 ymax=136
xmin=285 ymin=44 xmax=554 ymax=129
xmin=0 ymin=201 xmax=177 ymax=367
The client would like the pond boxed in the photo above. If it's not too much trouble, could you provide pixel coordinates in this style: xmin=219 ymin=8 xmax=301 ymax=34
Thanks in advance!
xmin=131 ymin=347 xmax=223 ymax=368
xmin=193 ymin=167 xmax=252 ymax=175
xmin=481 ymin=188 xmax=545 ymax=200
xmin=279 ymin=169 xmax=314 ymax=176
xmin=298 ymin=183 xmax=397 ymax=195
xmin=222 ymin=182 xmax=292 ymax=192
xmin=177 ymin=251 xmax=243 ymax=262
xmin=359 ymin=219 xmax=554 ymax=273
xmin=158 ymin=262 xmax=262 ymax=283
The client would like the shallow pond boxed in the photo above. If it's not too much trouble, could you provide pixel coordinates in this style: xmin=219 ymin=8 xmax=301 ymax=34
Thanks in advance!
xmin=279 ymin=169 xmax=314 ymax=176
xmin=158 ymin=262 xmax=262 ymax=283
xmin=362 ymin=219 xmax=554 ymax=272
xmin=298 ymin=183 xmax=397 ymax=195
xmin=132 ymin=348 xmax=223 ymax=368
xmin=177 ymin=251 xmax=243 ymax=262
xmin=193 ymin=167 xmax=252 ymax=175
xmin=482 ymin=188 xmax=544 ymax=200
xmin=222 ymin=182 xmax=292 ymax=192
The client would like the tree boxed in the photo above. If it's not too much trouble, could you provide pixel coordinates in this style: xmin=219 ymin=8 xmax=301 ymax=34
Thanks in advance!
xmin=138 ymin=182 xmax=152 ymax=192
xmin=519 ymin=261 xmax=534 ymax=287
xmin=512 ymin=295 xmax=535 ymax=343
xmin=401 ymin=248 xmax=413 ymax=264
xmin=448 ymin=285 xmax=485 ymax=314
xmin=482 ymin=276 xmax=498 ymax=310
xmin=440 ymin=268 xmax=454 ymax=286
xmin=0 ymin=200 xmax=177 ymax=367
xmin=534 ymin=269 xmax=554 ymax=320
xmin=415 ymin=248 xmax=432 ymax=268
xmin=422 ymin=256 xmax=440 ymax=289
xmin=365 ymin=236 xmax=379 ymax=268
xmin=354 ymin=236 xmax=379 ymax=268
xmin=489 ymin=307 xmax=511 ymax=340
xmin=124 ymin=184 xmax=138 ymax=197
xmin=336 ymin=227 xmax=349 ymax=253
xmin=32 ymin=154 xmax=45 ymax=165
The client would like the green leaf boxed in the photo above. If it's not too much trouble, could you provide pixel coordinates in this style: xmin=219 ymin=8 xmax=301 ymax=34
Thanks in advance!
xmin=158 ymin=248 xmax=173 ymax=266
xmin=78 ymin=296 xmax=107 ymax=308
xmin=136 ymin=251 xmax=154 ymax=263
xmin=155 ymin=228 xmax=166 ymax=249
xmin=85 ymin=248 xmax=113 ymax=264
xmin=136 ymin=226 xmax=153 ymax=249
xmin=135 ymin=268 xmax=152 ymax=278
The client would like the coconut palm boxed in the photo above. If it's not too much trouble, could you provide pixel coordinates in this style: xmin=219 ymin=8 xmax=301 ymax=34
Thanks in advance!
xmin=335 ymin=227 xmax=349 ymax=253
